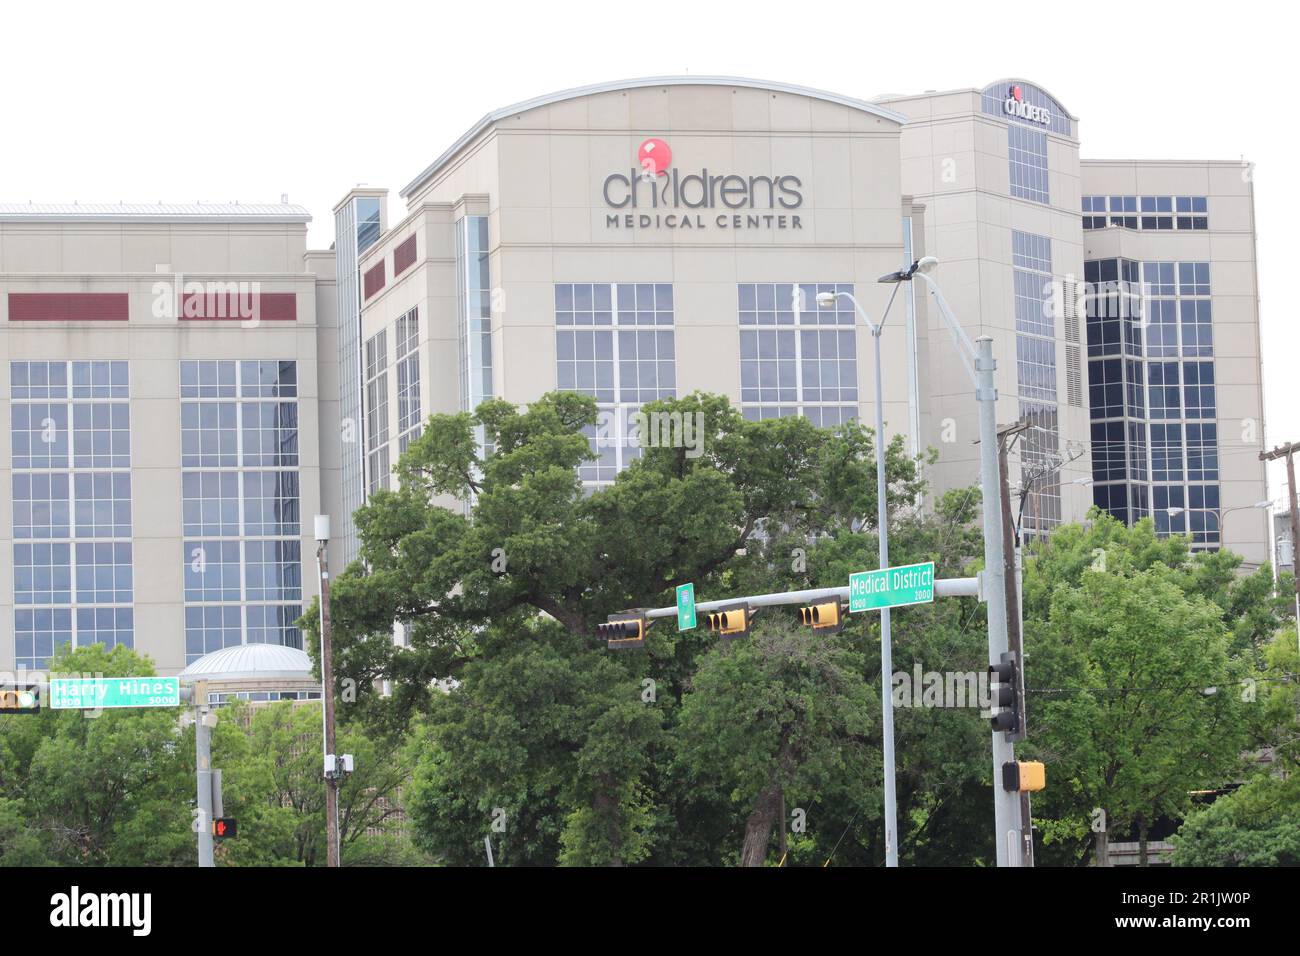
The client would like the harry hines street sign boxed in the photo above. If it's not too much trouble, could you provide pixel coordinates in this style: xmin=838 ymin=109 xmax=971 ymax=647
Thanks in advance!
xmin=49 ymin=676 xmax=181 ymax=710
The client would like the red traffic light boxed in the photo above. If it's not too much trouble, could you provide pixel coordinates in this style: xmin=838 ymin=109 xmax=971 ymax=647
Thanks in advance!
xmin=213 ymin=817 xmax=237 ymax=839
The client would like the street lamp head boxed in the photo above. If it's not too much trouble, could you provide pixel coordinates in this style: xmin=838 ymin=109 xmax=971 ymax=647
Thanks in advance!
xmin=915 ymin=256 xmax=939 ymax=274
xmin=1166 ymin=507 xmax=1185 ymax=517
xmin=314 ymin=514 xmax=331 ymax=544
xmin=815 ymin=291 xmax=838 ymax=308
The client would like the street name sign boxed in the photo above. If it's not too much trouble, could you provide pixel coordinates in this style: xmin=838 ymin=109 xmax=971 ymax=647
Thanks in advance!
xmin=49 ymin=676 xmax=181 ymax=710
xmin=848 ymin=561 xmax=936 ymax=612
xmin=677 ymin=583 xmax=697 ymax=631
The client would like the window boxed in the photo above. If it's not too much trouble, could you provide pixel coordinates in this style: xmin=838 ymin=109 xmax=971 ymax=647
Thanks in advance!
xmin=1186 ymin=424 xmax=1219 ymax=481
xmin=1150 ymin=424 xmax=1184 ymax=482
xmin=1016 ymin=337 xmax=1057 ymax=402
xmin=179 ymin=360 xmax=303 ymax=664
xmin=1188 ymin=484 xmax=1221 ymax=545
xmin=184 ymin=605 xmax=243 ymax=662
xmin=457 ymin=215 xmax=493 ymax=463
xmin=1154 ymin=485 xmax=1187 ymax=536
xmin=183 ymin=472 xmax=241 ymax=537
xmin=181 ymin=402 xmax=238 ymax=467
xmin=73 ymin=473 xmax=132 ymax=538
xmin=244 ymin=540 xmax=303 ymax=602
xmin=395 ymin=308 xmax=422 ymax=452
xmin=242 ymin=403 xmax=299 ymax=468
xmin=1148 ymin=362 xmax=1181 ymax=419
xmin=1009 ymin=125 xmax=1049 ymax=203
xmin=1088 ymin=359 xmax=1124 ymax=418
xmin=556 ymin=282 xmax=678 ymax=484
xmin=365 ymin=330 xmax=390 ymax=492
xmin=1180 ymin=300 xmax=1213 ymax=356
xmin=1182 ymin=361 xmax=1216 ymax=418
xmin=243 ymin=472 xmax=300 ymax=537
xmin=10 ymin=361 xmax=133 ymax=668
xmin=13 ymin=473 xmax=71 ymax=539
xmin=738 ymin=283 xmax=856 ymax=425
xmin=1083 ymin=196 xmax=1208 ymax=230
xmin=75 ymin=542 xmax=132 ymax=604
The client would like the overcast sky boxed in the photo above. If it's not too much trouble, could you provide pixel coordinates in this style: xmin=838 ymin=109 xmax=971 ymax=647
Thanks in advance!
xmin=3 ymin=0 xmax=1294 ymax=509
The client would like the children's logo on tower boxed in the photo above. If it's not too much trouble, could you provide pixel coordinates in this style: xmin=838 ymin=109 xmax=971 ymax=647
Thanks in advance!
xmin=604 ymin=137 xmax=803 ymax=231
xmin=1003 ymin=84 xmax=1051 ymax=125
xmin=638 ymin=138 xmax=671 ymax=179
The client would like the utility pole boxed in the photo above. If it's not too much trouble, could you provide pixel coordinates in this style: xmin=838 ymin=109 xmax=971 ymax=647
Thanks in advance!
xmin=1260 ymin=443 xmax=1300 ymax=639
xmin=997 ymin=422 xmax=1034 ymax=867
xmin=194 ymin=688 xmax=215 ymax=868
xmin=315 ymin=515 xmax=341 ymax=868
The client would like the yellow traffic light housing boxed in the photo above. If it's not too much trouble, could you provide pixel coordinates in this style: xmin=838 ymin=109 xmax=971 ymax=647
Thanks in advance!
xmin=0 ymin=684 xmax=40 ymax=714
xmin=598 ymin=612 xmax=648 ymax=650
xmin=1001 ymin=761 xmax=1046 ymax=793
xmin=798 ymin=601 xmax=846 ymax=632
xmin=705 ymin=603 xmax=751 ymax=640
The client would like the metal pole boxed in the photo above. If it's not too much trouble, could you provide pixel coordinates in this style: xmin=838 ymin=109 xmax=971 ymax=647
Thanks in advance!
xmin=643 ymin=577 xmax=979 ymax=620
xmin=976 ymin=336 xmax=1017 ymax=867
xmin=1260 ymin=443 xmax=1300 ymax=650
xmin=318 ymin=538 xmax=341 ymax=868
xmin=998 ymin=424 xmax=1034 ymax=867
xmin=871 ymin=325 xmax=899 ymax=868
xmin=195 ymin=703 xmax=214 ymax=868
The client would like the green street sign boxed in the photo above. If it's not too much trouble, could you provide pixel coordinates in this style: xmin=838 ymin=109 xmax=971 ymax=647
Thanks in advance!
xmin=676 ymin=583 xmax=697 ymax=631
xmin=849 ymin=561 xmax=936 ymax=613
xmin=49 ymin=677 xmax=181 ymax=711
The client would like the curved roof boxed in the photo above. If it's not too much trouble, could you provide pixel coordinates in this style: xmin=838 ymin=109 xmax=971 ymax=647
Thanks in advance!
xmin=980 ymin=78 xmax=1077 ymax=121
xmin=179 ymin=643 xmax=316 ymax=683
xmin=400 ymin=76 xmax=909 ymax=199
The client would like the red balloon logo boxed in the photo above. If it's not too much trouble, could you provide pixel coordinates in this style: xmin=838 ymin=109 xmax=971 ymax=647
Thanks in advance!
xmin=638 ymin=138 xmax=671 ymax=178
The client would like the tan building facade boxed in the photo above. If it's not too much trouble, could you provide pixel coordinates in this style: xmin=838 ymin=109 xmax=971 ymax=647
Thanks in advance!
xmin=0 ymin=204 xmax=337 ymax=675
xmin=0 ymin=76 xmax=1273 ymax=676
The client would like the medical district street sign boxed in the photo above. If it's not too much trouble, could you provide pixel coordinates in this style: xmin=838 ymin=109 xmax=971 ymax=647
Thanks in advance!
xmin=848 ymin=561 xmax=936 ymax=612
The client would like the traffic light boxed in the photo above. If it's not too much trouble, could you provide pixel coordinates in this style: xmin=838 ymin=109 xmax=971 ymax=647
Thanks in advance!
xmin=798 ymin=601 xmax=846 ymax=632
xmin=0 ymin=683 xmax=40 ymax=714
xmin=704 ymin=603 xmax=751 ymax=640
xmin=1002 ymin=761 xmax=1046 ymax=793
xmin=212 ymin=818 xmax=238 ymax=839
xmin=988 ymin=651 xmax=1024 ymax=739
xmin=598 ymin=612 xmax=647 ymax=650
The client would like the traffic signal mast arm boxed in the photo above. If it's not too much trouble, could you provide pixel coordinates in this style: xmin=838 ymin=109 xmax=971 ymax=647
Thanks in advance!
xmin=639 ymin=575 xmax=981 ymax=622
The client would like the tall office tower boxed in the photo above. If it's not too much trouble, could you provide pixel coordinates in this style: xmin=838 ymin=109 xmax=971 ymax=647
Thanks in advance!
xmin=1080 ymin=160 xmax=1268 ymax=565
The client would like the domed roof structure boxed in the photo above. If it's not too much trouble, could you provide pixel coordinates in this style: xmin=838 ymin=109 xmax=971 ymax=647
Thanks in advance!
xmin=179 ymin=643 xmax=315 ymax=684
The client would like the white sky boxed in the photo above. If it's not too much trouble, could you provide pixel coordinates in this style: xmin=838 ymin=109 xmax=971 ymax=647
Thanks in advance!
xmin=3 ymin=0 xmax=1295 ymax=511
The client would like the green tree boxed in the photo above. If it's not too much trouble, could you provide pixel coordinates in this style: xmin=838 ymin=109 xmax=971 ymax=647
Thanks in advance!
xmin=1023 ymin=513 xmax=1259 ymax=866
xmin=213 ymin=700 xmax=419 ymax=867
xmin=0 ymin=644 xmax=192 ymax=866
xmin=317 ymin=389 xmax=990 ymax=866
xmin=673 ymin=619 xmax=878 ymax=866
xmin=1171 ymin=625 xmax=1300 ymax=866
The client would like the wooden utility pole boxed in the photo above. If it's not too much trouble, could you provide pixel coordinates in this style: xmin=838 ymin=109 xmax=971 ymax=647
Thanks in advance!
xmin=1260 ymin=442 xmax=1300 ymax=628
xmin=997 ymin=421 xmax=1034 ymax=867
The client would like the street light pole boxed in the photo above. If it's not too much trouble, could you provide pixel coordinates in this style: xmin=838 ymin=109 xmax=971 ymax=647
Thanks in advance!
xmin=315 ymin=514 xmax=341 ymax=868
xmin=819 ymin=285 xmax=901 ymax=868
xmin=906 ymin=262 xmax=1017 ymax=866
